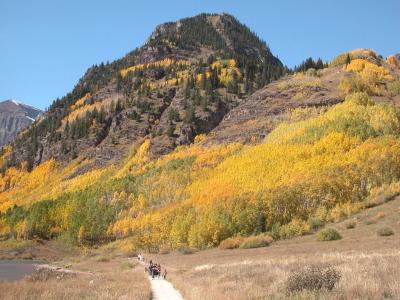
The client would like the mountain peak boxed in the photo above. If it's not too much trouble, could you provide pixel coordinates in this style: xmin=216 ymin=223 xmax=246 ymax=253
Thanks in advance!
xmin=0 ymin=100 xmax=42 ymax=147
xmin=2 ymin=13 xmax=285 ymax=170
xmin=0 ymin=99 xmax=42 ymax=114
xmin=146 ymin=13 xmax=280 ymax=65
xmin=10 ymin=99 xmax=21 ymax=106
xmin=2 ymin=99 xmax=21 ymax=108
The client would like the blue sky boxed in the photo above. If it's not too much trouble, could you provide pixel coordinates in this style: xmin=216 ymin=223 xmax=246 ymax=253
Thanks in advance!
xmin=1 ymin=0 xmax=399 ymax=110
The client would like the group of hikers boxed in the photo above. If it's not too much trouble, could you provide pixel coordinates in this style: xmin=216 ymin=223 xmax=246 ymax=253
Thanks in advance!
xmin=137 ymin=254 xmax=167 ymax=279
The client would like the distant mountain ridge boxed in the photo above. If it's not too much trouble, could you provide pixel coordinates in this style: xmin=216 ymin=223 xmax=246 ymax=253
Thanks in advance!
xmin=0 ymin=100 xmax=42 ymax=147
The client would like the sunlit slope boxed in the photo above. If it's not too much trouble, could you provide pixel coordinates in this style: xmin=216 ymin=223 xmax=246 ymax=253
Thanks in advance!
xmin=1 ymin=49 xmax=400 ymax=251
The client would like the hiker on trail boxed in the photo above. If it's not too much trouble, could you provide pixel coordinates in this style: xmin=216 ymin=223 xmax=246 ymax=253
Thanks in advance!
xmin=163 ymin=268 xmax=167 ymax=279
xmin=151 ymin=264 xmax=157 ymax=279
xmin=145 ymin=260 xmax=166 ymax=279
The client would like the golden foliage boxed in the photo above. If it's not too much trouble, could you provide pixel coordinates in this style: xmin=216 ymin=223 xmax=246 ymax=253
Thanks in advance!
xmin=194 ymin=134 xmax=206 ymax=144
xmin=120 ymin=58 xmax=192 ymax=78
xmin=0 ymin=145 xmax=12 ymax=167
xmin=0 ymin=159 xmax=113 ymax=212
xmin=115 ymin=139 xmax=150 ymax=178
xmin=0 ymin=218 xmax=9 ymax=236
xmin=331 ymin=49 xmax=377 ymax=66
xmin=211 ymin=59 xmax=237 ymax=69
xmin=339 ymin=76 xmax=371 ymax=95
xmin=15 ymin=220 xmax=29 ymax=239
xmin=279 ymin=218 xmax=311 ymax=239
xmin=345 ymin=59 xmax=393 ymax=94
xmin=64 ymin=101 xmax=105 ymax=124
xmin=210 ymin=59 xmax=242 ymax=86
xmin=70 ymin=93 xmax=91 ymax=110
xmin=196 ymin=71 xmax=211 ymax=83
xmin=3 ymin=73 xmax=400 ymax=251
xmin=267 ymin=92 xmax=399 ymax=144
xmin=115 ymin=93 xmax=400 ymax=248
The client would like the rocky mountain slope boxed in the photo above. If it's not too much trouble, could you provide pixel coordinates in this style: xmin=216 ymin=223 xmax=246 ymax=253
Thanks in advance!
xmin=2 ymin=13 xmax=285 ymax=172
xmin=205 ymin=49 xmax=400 ymax=145
xmin=0 ymin=100 xmax=42 ymax=147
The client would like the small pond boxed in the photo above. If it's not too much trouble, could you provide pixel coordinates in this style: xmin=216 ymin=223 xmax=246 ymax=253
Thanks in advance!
xmin=0 ymin=260 xmax=43 ymax=281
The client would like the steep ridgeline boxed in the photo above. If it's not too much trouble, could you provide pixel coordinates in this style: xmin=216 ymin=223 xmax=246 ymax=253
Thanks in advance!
xmin=0 ymin=100 xmax=42 ymax=147
xmin=3 ymin=13 xmax=285 ymax=172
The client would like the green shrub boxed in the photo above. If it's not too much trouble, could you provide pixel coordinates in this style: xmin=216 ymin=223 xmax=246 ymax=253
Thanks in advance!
xmin=316 ymin=228 xmax=342 ymax=241
xmin=279 ymin=218 xmax=311 ymax=239
xmin=339 ymin=77 xmax=371 ymax=95
xmin=239 ymin=235 xmax=271 ymax=249
xmin=377 ymin=227 xmax=394 ymax=236
xmin=306 ymin=68 xmax=317 ymax=77
xmin=219 ymin=236 xmax=244 ymax=250
xmin=308 ymin=216 xmax=325 ymax=231
xmin=286 ymin=264 xmax=341 ymax=293
xmin=270 ymin=223 xmax=281 ymax=240
xmin=345 ymin=92 xmax=374 ymax=106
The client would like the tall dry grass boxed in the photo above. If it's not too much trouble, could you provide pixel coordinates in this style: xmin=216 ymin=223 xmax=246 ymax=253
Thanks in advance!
xmin=168 ymin=249 xmax=400 ymax=300
xmin=0 ymin=266 xmax=151 ymax=300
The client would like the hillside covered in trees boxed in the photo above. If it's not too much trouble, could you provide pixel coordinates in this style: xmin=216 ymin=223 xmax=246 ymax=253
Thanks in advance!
xmin=1 ymin=14 xmax=400 ymax=252
xmin=1 ymin=13 xmax=285 ymax=173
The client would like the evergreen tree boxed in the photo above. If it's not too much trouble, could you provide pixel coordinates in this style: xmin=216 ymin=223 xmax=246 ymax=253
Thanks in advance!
xmin=345 ymin=53 xmax=351 ymax=65
xmin=167 ymin=124 xmax=175 ymax=137
xmin=184 ymin=106 xmax=195 ymax=123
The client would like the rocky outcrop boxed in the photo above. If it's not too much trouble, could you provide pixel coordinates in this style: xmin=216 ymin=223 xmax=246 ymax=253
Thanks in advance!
xmin=0 ymin=100 xmax=42 ymax=147
xmin=205 ymin=67 xmax=348 ymax=145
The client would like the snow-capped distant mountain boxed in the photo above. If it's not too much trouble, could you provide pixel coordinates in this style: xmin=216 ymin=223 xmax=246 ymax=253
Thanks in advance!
xmin=0 ymin=100 xmax=42 ymax=147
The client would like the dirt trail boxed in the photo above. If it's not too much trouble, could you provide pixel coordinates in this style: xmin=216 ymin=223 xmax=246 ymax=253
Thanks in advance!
xmin=149 ymin=276 xmax=184 ymax=300
xmin=139 ymin=260 xmax=184 ymax=300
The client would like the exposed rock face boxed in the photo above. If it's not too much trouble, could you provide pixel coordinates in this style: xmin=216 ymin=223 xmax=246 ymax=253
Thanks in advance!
xmin=205 ymin=67 xmax=348 ymax=144
xmin=0 ymin=100 xmax=42 ymax=147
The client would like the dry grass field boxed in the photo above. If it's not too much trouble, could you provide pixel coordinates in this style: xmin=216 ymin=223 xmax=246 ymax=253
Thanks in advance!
xmin=0 ymin=256 xmax=151 ymax=300
xmin=149 ymin=197 xmax=400 ymax=299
